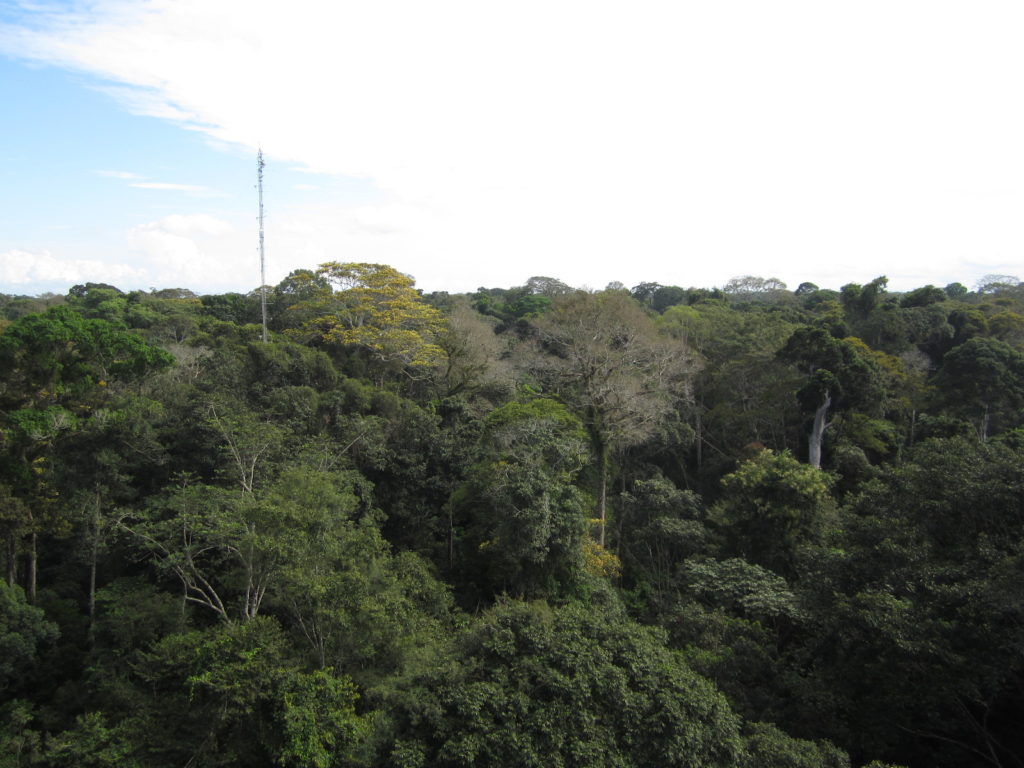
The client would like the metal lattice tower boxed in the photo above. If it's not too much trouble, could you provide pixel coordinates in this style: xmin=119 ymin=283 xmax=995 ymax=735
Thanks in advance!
xmin=258 ymin=149 xmax=268 ymax=343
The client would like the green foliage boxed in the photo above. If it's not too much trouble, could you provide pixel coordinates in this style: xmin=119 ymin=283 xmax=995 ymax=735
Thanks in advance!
xmin=456 ymin=399 xmax=590 ymax=599
xmin=934 ymin=336 xmax=1024 ymax=437
xmin=899 ymin=285 xmax=946 ymax=309
xmin=383 ymin=600 xmax=745 ymax=768
xmin=0 ymin=582 xmax=58 ymax=691
xmin=712 ymin=450 xmax=837 ymax=577
xmin=3 ymin=271 xmax=1021 ymax=768
xmin=45 ymin=712 xmax=140 ymax=768
xmin=616 ymin=476 xmax=710 ymax=608
xmin=124 ymin=616 xmax=360 ymax=767
xmin=797 ymin=436 xmax=1024 ymax=765
xmin=268 ymin=467 xmax=453 ymax=681
xmin=0 ymin=306 xmax=173 ymax=439
xmin=780 ymin=329 xmax=885 ymax=412
xmin=744 ymin=722 xmax=849 ymax=768
xmin=277 ymin=669 xmax=363 ymax=768
xmin=684 ymin=558 xmax=800 ymax=623
xmin=0 ymin=700 xmax=44 ymax=768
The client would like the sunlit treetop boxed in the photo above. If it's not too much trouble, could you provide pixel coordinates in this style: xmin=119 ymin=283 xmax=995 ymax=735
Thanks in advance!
xmin=294 ymin=262 xmax=447 ymax=368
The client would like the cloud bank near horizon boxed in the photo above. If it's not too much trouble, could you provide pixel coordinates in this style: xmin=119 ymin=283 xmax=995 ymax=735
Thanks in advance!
xmin=2 ymin=1 xmax=1023 ymax=294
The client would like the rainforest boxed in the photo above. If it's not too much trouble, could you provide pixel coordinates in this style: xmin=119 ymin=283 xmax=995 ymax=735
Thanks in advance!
xmin=1 ymin=266 xmax=1023 ymax=768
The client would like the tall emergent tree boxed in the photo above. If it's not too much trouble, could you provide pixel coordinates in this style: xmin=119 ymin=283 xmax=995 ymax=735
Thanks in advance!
xmin=293 ymin=262 xmax=446 ymax=376
xmin=527 ymin=291 xmax=695 ymax=544
xmin=778 ymin=327 xmax=885 ymax=469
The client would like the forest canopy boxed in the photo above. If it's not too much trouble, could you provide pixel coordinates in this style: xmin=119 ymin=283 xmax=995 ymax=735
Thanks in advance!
xmin=1 ymin=266 xmax=1022 ymax=767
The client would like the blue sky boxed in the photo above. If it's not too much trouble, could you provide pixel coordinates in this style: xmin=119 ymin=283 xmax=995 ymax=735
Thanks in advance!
xmin=1 ymin=32 xmax=381 ymax=294
xmin=2 ymin=0 xmax=1023 ymax=296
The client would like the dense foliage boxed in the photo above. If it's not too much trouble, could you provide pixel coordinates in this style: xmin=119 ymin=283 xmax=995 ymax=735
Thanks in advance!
xmin=1 ymin=268 xmax=1023 ymax=767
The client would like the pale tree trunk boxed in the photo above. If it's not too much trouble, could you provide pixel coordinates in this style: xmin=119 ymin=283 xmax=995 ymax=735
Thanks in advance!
xmin=808 ymin=392 xmax=832 ymax=470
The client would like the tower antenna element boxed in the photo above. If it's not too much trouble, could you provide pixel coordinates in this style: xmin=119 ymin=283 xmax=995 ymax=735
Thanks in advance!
xmin=257 ymin=148 xmax=268 ymax=343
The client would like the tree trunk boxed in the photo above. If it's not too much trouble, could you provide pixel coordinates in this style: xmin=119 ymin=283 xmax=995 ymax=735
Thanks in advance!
xmin=89 ymin=491 xmax=100 ymax=628
xmin=89 ymin=540 xmax=98 ymax=623
xmin=808 ymin=392 xmax=832 ymax=470
xmin=6 ymin=536 xmax=15 ymax=588
xmin=28 ymin=530 xmax=37 ymax=603
xmin=447 ymin=503 xmax=455 ymax=569
xmin=597 ymin=442 xmax=609 ymax=547
xmin=695 ymin=408 xmax=703 ymax=467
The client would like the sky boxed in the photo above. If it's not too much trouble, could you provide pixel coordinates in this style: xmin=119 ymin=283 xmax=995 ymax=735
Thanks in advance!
xmin=1 ymin=0 xmax=1022 ymax=297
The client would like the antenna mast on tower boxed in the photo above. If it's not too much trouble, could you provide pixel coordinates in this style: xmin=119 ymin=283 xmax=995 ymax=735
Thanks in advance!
xmin=257 ymin=148 xmax=268 ymax=343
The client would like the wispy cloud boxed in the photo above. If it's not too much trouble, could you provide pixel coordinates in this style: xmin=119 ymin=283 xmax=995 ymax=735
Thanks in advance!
xmin=97 ymin=170 xmax=227 ymax=197
xmin=129 ymin=181 xmax=226 ymax=197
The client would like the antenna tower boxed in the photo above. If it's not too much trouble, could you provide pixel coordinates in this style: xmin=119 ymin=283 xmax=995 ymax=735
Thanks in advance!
xmin=257 ymin=148 xmax=268 ymax=343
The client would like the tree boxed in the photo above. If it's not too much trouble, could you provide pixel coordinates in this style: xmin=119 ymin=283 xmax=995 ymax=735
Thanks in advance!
xmin=899 ymin=285 xmax=946 ymax=309
xmin=123 ymin=480 xmax=285 ymax=622
xmin=944 ymin=282 xmax=968 ymax=299
xmin=0 ymin=581 xmax=57 ymax=692
xmin=934 ymin=337 xmax=1024 ymax=439
xmin=795 ymin=282 xmax=820 ymax=296
xmin=839 ymin=277 xmax=888 ymax=325
xmin=382 ymin=599 xmax=745 ymax=768
xmin=616 ymin=476 xmax=709 ymax=609
xmin=744 ymin=722 xmax=849 ymax=768
xmin=523 ymin=275 xmax=573 ymax=297
xmin=710 ymin=449 xmax=837 ymax=577
xmin=432 ymin=297 xmax=514 ymax=400
xmin=800 ymin=436 xmax=1024 ymax=766
xmin=120 ymin=617 xmax=363 ymax=767
xmin=723 ymin=276 xmax=789 ymax=304
xmin=454 ymin=399 xmax=590 ymax=599
xmin=974 ymin=274 xmax=1020 ymax=294
xmin=652 ymin=285 xmax=689 ymax=312
xmin=661 ymin=302 xmax=800 ymax=467
xmin=0 ymin=307 xmax=172 ymax=599
xmin=293 ymin=262 xmax=446 ymax=373
xmin=778 ymin=328 xmax=886 ymax=468
xmin=267 ymin=466 xmax=452 ymax=680
xmin=0 ymin=305 xmax=173 ymax=412
xmin=527 ymin=291 xmax=695 ymax=544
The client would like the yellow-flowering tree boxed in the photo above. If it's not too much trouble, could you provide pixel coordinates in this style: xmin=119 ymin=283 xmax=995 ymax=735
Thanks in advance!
xmin=297 ymin=262 xmax=446 ymax=370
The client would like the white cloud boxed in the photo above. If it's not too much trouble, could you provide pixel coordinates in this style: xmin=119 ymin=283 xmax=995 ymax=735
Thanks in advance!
xmin=3 ymin=1 xmax=1024 ymax=292
xmin=152 ymin=213 xmax=234 ymax=237
xmin=127 ymin=214 xmax=245 ymax=289
xmin=97 ymin=170 xmax=142 ymax=179
xmin=0 ymin=248 xmax=145 ymax=286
